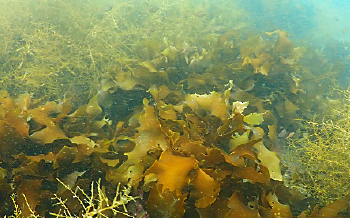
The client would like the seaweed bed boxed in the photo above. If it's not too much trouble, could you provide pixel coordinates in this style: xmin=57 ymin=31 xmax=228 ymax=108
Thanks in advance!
xmin=1 ymin=0 xmax=350 ymax=217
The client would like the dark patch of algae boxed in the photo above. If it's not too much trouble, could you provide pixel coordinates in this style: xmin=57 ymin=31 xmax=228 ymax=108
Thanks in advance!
xmin=0 ymin=0 xmax=350 ymax=217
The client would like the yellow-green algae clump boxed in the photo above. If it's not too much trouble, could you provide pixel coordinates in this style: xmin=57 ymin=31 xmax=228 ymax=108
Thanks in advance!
xmin=286 ymin=89 xmax=350 ymax=206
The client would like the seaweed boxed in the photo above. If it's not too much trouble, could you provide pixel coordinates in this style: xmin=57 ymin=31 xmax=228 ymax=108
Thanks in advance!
xmin=0 ymin=0 xmax=349 ymax=217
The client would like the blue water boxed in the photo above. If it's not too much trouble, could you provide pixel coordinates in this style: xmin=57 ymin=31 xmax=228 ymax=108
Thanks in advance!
xmin=234 ymin=0 xmax=350 ymax=43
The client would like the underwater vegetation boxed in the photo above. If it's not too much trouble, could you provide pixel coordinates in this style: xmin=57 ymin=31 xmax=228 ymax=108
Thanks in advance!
xmin=286 ymin=88 xmax=350 ymax=207
xmin=0 ymin=0 xmax=247 ymax=103
xmin=0 ymin=0 xmax=350 ymax=217
xmin=0 ymin=82 xmax=349 ymax=217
